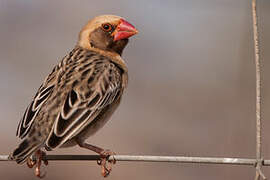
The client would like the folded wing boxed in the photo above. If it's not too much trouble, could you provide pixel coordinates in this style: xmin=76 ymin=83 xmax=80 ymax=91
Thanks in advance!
xmin=45 ymin=61 xmax=122 ymax=149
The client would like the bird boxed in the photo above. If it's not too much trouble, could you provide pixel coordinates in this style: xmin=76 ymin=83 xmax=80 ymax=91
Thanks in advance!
xmin=9 ymin=15 xmax=138 ymax=178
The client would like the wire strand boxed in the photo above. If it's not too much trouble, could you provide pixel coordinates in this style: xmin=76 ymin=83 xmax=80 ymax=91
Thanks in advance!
xmin=1 ymin=154 xmax=270 ymax=166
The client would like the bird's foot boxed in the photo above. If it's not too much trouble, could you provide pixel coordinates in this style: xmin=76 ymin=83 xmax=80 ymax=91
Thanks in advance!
xmin=75 ymin=140 xmax=116 ymax=177
xmin=27 ymin=150 xmax=48 ymax=178
xmin=97 ymin=150 xmax=116 ymax=177
xmin=27 ymin=157 xmax=36 ymax=168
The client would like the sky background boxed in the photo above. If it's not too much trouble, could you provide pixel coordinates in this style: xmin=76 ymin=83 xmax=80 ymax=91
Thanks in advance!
xmin=0 ymin=0 xmax=270 ymax=179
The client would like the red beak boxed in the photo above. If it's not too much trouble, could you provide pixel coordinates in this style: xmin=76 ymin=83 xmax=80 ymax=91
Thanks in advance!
xmin=113 ymin=19 xmax=138 ymax=41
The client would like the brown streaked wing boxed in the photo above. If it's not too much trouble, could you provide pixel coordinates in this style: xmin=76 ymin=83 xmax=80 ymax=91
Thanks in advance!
xmin=16 ymin=84 xmax=54 ymax=139
xmin=45 ymin=61 xmax=122 ymax=149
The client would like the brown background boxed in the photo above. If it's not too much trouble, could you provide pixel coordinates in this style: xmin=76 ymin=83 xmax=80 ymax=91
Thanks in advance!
xmin=0 ymin=0 xmax=270 ymax=179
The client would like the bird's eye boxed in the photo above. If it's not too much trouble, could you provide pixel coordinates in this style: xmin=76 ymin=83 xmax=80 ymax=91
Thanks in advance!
xmin=102 ymin=23 xmax=113 ymax=32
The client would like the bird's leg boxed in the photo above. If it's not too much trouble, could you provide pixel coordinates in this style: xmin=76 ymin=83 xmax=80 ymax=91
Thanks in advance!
xmin=33 ymin=150 xmax=48 ymax=178
xmin=76 ymin=139 xmax=116 ymax=177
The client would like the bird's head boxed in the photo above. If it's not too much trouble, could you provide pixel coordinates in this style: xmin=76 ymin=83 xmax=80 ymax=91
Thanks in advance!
xmin=78 ymin=15 xmax=138 ymax=55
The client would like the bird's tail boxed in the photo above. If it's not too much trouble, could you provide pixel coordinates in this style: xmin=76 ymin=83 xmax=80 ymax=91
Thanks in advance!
xmin=9 ymin=138 xmax=41 ymax=164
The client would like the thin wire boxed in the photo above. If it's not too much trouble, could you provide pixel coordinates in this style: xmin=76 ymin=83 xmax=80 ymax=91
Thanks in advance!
xmin=253 ymin=0 xmax=261 ymax=166
xmin=1 ymin=154 xmax=270 ymax=166
xmin=252 ymin=0 xmax=265 ymax=179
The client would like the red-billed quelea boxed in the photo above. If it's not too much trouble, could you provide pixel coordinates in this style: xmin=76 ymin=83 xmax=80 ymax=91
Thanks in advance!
xmin=10 ymin=15 xmax=138 ymax=178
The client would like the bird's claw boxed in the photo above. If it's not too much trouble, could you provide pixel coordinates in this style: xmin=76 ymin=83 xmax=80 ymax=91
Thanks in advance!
xmin=35 ymin=166 xmax=46 ymax=179
xmin=97 ymin=150 xmax=116 ymax=177
xmin=27 ymin=157 xmax=36 ymax=168
xmin=27 ymin=150 xmax=48 ymax=179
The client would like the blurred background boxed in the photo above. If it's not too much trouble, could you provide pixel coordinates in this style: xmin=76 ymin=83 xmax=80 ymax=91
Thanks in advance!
xmin=0 ymin=0 xmax=270 ymax=179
